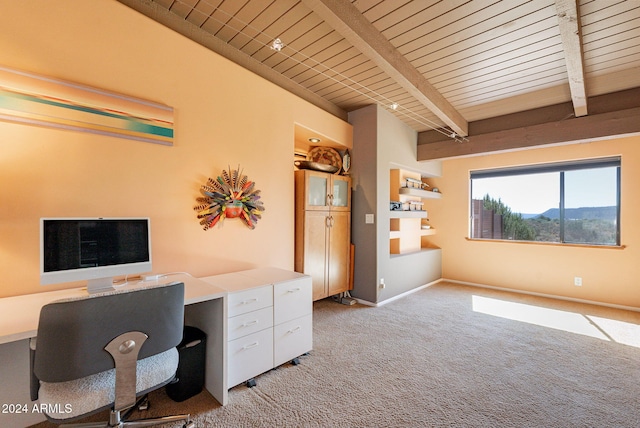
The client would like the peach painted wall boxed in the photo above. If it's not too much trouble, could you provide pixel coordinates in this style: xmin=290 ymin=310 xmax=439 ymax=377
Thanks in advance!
xmin=0 ymin=1 xmax=352 ymax=297
xmin=428 ymin=136 xmax=640 ymax=309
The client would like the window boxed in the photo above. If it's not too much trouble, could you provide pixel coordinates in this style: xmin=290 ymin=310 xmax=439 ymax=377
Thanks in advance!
xmin=470 ymin=157 xmax=621 ymax=246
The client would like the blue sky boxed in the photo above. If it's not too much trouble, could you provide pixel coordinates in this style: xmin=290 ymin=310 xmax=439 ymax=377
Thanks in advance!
xmin=471 ymin=167 xmax=617 ymax=214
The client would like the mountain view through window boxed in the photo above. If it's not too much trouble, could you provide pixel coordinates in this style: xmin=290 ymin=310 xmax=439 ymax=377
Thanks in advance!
xmin=470 ymin=159 xmax=620 ymax=246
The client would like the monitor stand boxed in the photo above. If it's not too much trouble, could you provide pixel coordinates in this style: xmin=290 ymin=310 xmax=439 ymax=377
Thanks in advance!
xmin=86 ymin=277 xmax=115 ymax=294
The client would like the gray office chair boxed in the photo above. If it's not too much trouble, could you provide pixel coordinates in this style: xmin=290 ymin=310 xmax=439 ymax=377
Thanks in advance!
xmin=30 ymin=282 xmax=195 ymax=427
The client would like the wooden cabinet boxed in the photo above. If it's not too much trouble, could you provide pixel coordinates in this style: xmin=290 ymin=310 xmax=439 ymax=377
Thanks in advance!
xmin=295 ymin=170 xmax=351 ymax=301
xmin=200 ymin=268 xmax=312 ymax=389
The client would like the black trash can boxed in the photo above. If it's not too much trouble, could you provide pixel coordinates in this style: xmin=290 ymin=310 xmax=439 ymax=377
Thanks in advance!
xmin=167 ymin=326 xmax=206 ymax=402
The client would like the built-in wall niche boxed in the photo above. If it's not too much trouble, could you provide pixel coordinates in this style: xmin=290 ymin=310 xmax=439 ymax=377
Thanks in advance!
xmin=389 ymin=169 xmax=441 ymax=255
xmin=293 ymin=123 xmax=351 ymax=173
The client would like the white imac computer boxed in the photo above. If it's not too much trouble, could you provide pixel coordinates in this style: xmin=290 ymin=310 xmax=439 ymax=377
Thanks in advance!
xmin=40 ymin=218 xmax=152 ymax=294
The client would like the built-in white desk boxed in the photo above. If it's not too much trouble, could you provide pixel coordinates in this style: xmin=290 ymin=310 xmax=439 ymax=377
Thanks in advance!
xmin=0 ymin=274 xmax=226 ymax=345
xmin=0 ymin=273 xmax=228 ymax=427
xmin=0 ymin=268 xmax=311 ymax=427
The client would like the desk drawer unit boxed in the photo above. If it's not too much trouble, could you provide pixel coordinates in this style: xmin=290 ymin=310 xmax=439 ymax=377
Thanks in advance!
xmin=273 ymin=276 xmax=313 ymax=367
xmin=226 ymin=285 xmax=274 ymax=388
xmin=222 ymin=269 xmax=312 ymax=390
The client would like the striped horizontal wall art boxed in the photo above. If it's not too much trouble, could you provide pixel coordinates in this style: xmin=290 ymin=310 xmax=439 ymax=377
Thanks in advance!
xmin=0 ymin=65 xmax=173 ymax=145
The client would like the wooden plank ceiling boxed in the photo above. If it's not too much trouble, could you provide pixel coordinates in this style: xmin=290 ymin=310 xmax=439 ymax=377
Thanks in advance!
xmin=119 ymin=0 xmax=640 ymax=158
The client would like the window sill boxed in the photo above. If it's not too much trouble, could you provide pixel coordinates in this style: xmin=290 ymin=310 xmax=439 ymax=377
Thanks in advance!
xmin=465 ymin=237 xmax=626 ymax=250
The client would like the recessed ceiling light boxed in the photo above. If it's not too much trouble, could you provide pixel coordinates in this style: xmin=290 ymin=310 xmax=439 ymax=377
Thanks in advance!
xmin=308 ymin=137 xmax=321 ymax=143
xmin=390 ymin=102 xmax=399 ymax=110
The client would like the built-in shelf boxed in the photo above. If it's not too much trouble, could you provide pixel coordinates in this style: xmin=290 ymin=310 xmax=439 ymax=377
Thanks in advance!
xmin=398 ymin=187 xmax=442 ymax=199
xmin=390 ymin=168 xmax=441 ymax=256
xmin=389 ymin=210 xmax=427 ymax=219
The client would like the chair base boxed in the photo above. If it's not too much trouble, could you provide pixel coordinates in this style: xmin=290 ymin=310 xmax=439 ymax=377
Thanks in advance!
xmin=59 ymin=411 xmax=193 ymax=427
xmin=57 ymin=395 xmax=193 ymax=428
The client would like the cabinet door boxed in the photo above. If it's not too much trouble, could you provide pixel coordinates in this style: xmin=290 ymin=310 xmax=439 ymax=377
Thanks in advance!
xmin=304 ymin=211 xmax=329 ymax=300
xmin=303 ymin=170 xmax=331 ymax=211
xmin=330 ymin=175 xmax=351 ymax=211
xmin=327 ymin=211 xmax=351 ymax=296
xmin=297 ymin=170 xmax=351 ymax=211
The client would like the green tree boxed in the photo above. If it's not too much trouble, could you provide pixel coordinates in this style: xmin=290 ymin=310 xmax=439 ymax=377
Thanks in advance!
xmin=482 ymin=195 xmax=536 ymax=240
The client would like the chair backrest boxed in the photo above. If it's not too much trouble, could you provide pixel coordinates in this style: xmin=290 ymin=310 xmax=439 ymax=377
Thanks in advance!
xmin=34 ymin=282 xmax=185 ymax=383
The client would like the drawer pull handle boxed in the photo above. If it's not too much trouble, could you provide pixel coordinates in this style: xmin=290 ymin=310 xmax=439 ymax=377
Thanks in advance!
xmin=287 ymin=326 xmax=302 ymax=334
xmin=242 ymin=320 xmax=258 ymax=327
xmin=240 ymin=298 xmax=258 ymax=305
xmin=287 ymin=288 xmax=301 ymax=293
xmin=242 ymin=341 xmax=259 ymax=350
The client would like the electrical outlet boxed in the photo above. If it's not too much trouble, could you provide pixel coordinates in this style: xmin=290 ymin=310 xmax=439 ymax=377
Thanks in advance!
xmin=574 ymin=277 xmax=582 ymax=286
xmin=379 ymin=278 xmax=385 ymax=289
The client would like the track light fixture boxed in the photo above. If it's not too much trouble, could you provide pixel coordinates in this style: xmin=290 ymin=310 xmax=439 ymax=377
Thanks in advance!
xmin=270 ymin=38 xmax=285 ymax=52
xmin=201 ymin=4 xmax=461 ymax=142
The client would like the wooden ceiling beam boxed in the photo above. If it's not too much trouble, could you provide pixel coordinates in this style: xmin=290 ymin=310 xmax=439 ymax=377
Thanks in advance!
xmin=117 ymin=0 xmax=347 ymax=121
xmin=417 ymin=107 xmax=640 ymax=161
xmin=555 ymin=0 xmax=588 ymax=117
xmin=417 ymin=88 xmax=640 ymax=161
xmin=301 ymin=0 xmax=469 ymax=137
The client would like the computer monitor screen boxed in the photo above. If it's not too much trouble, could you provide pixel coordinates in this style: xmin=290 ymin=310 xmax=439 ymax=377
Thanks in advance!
xmin=40 ymin=218 xmax=152 ymax=293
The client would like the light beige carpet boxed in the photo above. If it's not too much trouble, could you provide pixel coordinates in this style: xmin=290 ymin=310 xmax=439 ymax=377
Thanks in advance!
xmin=30 ymin=282 xmax=640 ymax=427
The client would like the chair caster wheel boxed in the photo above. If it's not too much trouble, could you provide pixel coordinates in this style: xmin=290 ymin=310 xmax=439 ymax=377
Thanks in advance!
xmin=246 ymin=378 xmax=257 ymax=388
xmin=137 ymin=395 xmax=149 ymax=411
xmin=291 ymin=357 xmax=300 ymax=365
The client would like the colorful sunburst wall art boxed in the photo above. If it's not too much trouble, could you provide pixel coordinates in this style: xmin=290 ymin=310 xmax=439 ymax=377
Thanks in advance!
xmin=195 ymin=166 xmax=265 ymax=230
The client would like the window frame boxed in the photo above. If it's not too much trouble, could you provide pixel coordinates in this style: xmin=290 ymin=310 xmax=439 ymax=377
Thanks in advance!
xmin=469 ymin=157 xmax=621 ymax=247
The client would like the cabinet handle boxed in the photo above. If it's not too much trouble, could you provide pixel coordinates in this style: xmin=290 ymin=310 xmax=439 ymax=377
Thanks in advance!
xmin=325 ymin=216 xmax=331 ymax=228
xmin=241 ymin=320 xmax=258 ymax=327
xmin=287 ymin=326 xmax=302 ymax=334
xmin=326 ymin=194 xmax=333 ymax=205
xmin=287 ymin=288 xmax=301 ymax=293
xmin=240 ymin=298 xmax=258 ymax=305
xmin=242 ymin=341 xmax=259 ymax=350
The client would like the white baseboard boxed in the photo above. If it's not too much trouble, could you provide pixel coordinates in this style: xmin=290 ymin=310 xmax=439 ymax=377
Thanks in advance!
xmin=352 ymin=278 xmax=640 ymax=312
xmin=443 ymin=278 xmax=640 ymax=313
xmin=353 ymin=279 xmax=443 ymax=307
